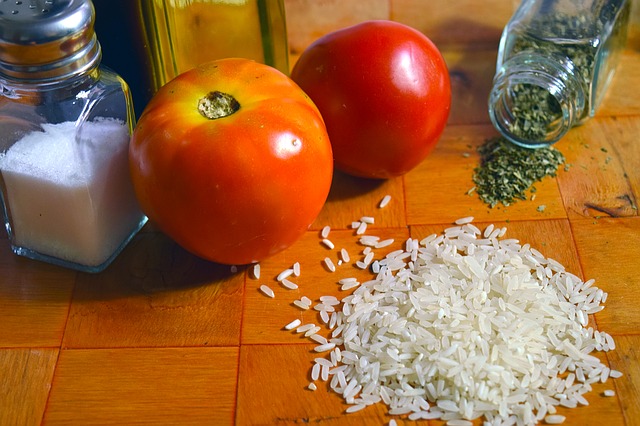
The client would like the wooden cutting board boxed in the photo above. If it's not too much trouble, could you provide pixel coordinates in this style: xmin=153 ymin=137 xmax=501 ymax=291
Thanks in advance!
xmin=1 ymin=2 xmax=639 ymax=425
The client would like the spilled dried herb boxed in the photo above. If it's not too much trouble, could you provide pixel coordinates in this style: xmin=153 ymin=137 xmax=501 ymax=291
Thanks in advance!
xmin=472 ymin=136 xmax=565 ymax=208
xmin=506 ymin=83 xmax=562 ymax=142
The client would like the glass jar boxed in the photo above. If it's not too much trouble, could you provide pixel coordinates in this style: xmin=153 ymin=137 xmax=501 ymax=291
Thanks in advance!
xmin=489 ymin=0 xmax=631 ymax=148
xmin=0 ymin=0 xmax=147 ymax=273
xmin=137 ymin=0 xmax=289 ymax=93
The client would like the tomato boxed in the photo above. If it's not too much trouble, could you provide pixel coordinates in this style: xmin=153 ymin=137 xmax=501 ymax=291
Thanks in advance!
xmin=129 ymin=58 xmax=333 ymax=265
xmin=290 ymin=20 xmax=451 ymax=179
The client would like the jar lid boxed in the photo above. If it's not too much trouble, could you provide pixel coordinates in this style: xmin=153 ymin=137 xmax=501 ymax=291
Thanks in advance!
xmin=0 ymin=0 xmax=101 ymax=81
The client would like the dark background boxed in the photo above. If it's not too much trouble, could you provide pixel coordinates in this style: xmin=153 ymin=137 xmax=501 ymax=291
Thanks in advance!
xmin=93 ymin=0 xmax=153 ymax=118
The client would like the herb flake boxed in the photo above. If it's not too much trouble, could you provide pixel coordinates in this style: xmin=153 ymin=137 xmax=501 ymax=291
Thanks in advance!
xmin=472 ymin=136 xmax=565 ymax=208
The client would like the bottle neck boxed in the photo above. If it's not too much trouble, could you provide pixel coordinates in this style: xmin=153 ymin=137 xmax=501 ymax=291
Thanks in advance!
xmin=489 ymin=52 xmax=585 ymax=148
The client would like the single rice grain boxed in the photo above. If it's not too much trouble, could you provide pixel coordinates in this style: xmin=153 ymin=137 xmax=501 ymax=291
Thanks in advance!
xmin=259 ymin=284 xmax=274 ymax=298
xmin=379 ymin=194 xmax=392 ymax=208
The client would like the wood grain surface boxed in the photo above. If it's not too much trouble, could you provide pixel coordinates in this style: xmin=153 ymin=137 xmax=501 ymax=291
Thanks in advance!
xmin=1 ymin=1 xmax=639 ymax=425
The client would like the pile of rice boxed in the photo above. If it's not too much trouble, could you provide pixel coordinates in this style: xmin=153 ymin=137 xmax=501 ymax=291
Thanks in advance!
xmin=296 ymin=217 xmax=619 ymax=425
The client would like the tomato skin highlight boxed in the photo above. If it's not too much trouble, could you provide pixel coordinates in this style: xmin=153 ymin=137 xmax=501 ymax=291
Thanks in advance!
xmin=129 ymin=59 xmax=333 ymax=265
xmin=291 ymin=20 xmax=451 ymax=179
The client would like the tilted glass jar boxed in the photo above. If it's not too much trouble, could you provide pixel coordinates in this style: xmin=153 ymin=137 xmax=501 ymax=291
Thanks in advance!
xmin=489 ymin=0 xmax=631 ymax=148
xmin=0 ymin=0 xmax=147 ymax=272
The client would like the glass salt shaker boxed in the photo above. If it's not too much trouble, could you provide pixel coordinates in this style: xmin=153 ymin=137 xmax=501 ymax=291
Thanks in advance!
xmin=0 ymin=0 xmax=147 ymax=272
xmin=488 ymin=0 xmax=631 ymax=148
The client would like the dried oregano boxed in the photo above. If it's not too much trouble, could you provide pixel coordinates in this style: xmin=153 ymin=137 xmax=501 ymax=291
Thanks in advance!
xmin=472 ymin=136 xmax=565 ymax=208
xmin=506 ymin=14 xmax=600 ymax=141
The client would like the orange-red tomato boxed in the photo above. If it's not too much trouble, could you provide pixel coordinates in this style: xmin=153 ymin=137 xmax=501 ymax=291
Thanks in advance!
xmin=291 ymin=20 xmax=451 ymax=179
xmin=129 ymin=59 xmax=333 ymax=265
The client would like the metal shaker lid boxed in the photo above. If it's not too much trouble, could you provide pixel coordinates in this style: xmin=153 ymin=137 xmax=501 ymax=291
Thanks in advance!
xmin=0 ymin=0 xmax=101 ymax=81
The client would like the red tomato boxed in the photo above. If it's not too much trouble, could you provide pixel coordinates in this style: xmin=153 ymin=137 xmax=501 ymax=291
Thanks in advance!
xmin=291 ymin=20 xmax=451 ymax=179
xmin=129 ymin=58 xmax=333 ymax=265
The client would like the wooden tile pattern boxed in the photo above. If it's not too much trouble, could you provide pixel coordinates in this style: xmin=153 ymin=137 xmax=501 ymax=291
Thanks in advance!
xmin=1 ymin=1 xmax=640 ymax=425
xmin=43 ymin=347 xmax=238 ymax=425
xmin=0 ymin=349 xmax=58 ymax=426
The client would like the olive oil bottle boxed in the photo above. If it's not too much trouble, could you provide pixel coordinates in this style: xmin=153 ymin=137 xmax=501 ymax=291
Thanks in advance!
xmin=138 ymin=0 xmax=289 ymax=93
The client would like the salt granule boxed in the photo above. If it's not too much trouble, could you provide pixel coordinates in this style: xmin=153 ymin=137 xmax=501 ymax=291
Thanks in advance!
xmin=0 ymin=120 xmax=143 ymax=267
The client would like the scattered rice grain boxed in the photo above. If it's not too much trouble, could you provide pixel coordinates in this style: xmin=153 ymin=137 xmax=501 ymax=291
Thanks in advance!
xmin=276 ymin=268 xmax=294 ymax=282
xmin=321 ymin=226 xmax=331 ymax=239
xmin=356 ymin=222 xmax=368 ymax=235
xmin=379 ymin=195 xmax=392 ymax=208
xmin=324 ymin=257 xmax=336 ymax=272
xmin=340 ymin=248 xmax=351 ymax=263
xmin=259 ymin=284 xmax=274 ymax=298
xmin=281 ymin=278 xmax=298 ymax=290
xmin=293 ymin=299 xmax=311 ymax=310
xmin=315 ymin=342 xmax=336 ymax=353
xmin=544 ymin=414 xmax=566 ymax=424
xmin=251 ymin=263 xmax=261 ymax=280
xmin=360 ymin=216 xmax=375 ymax=224
xmin=296 ymin=323 xmax=316 ymax=333
xmin=284 ymin=319 xmax=301 ymax=330
xmin=454 ymin=216 xmax=474 ymax=225
xmin=322 ymin=238 xmax=335 ymax=250
xmin=345 ymin=404 xmax=366 ymax=413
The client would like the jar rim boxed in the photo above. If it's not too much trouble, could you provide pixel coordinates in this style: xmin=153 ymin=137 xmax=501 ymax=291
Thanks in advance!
xmin=488 ymin=51 xmax=586 ymax=148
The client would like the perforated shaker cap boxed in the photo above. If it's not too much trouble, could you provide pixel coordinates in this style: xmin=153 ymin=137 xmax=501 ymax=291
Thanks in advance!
xmin=0 ymin=0 xmax=101 ymax=81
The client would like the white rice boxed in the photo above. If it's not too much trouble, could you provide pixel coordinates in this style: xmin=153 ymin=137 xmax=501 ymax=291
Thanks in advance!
xmin=379 ymin=194 xmax=392 ymax=208
xmin=603 ymin=390 xmax=615 ymax=397
xmin=360 ymin=235 xmax=380 ymax=247
xmin=324 ymin=257 xmax=336 ymax=272
xmin=251 ymin=263 xmax=260 ymax=280
xmin=321 ymin=225 xmax=331 ymax=239
xmin=315 ymin=342 xmax=336 ymax=353
xmin=544 ymin=414 xmax=566 ymax=424
xmin=309 ymin=334 xmax=328 ymax=345
xmin=375 ymin=238 xmax=395 ymax=249
xmin=610 ymin=369 xmax=623 ymax=378
xmin=296 ymin=323 xmax=316 ymax=333
xmin=345 ymin=404 xmax=366 ymax=413
xmin=296 ymin=218 xmax=621 ymax=425
xmin=360 ymin=216 xmax=375 ymax=224
xmin=281 ymin=278 xmax=298 ymax=290
xmin=322 ymin=238 xmax=335 ymax=250
xmin=284 ymin=319 xmax=301 ymax=330
xmin=446 ymin=420 xmax=473 ymax=426
xmin=259 ymin=284 xmax=274 ymax=298
xmin=356 ymin=222 xmax=368 ymax=235
xmin=276 ymin=268 xmax=294 ymax=282
xmin=305 ymin=326 xmax=321 ymax=337
xmin=340 ymin=278 xmax=361 ymax=291
xmin=454 ymin=216 xmax=474 ymax=225
xmin=340 ymin=248 xmax=350 ymax=263
xmin=293 ymin=299 xmax=310 ymax=310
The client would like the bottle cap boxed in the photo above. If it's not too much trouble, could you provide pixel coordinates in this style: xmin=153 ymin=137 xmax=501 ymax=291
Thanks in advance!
xmin=0 ymin=0 xmax=101 ymax=81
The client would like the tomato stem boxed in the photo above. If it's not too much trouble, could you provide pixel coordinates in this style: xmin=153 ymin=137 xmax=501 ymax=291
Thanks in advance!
xmin=198 ymin=91 xmax=240 ymax=119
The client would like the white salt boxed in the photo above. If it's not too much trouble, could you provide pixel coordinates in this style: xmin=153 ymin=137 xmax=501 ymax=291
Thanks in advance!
xmin=0 ymin=119 xmax=144 ymax=268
